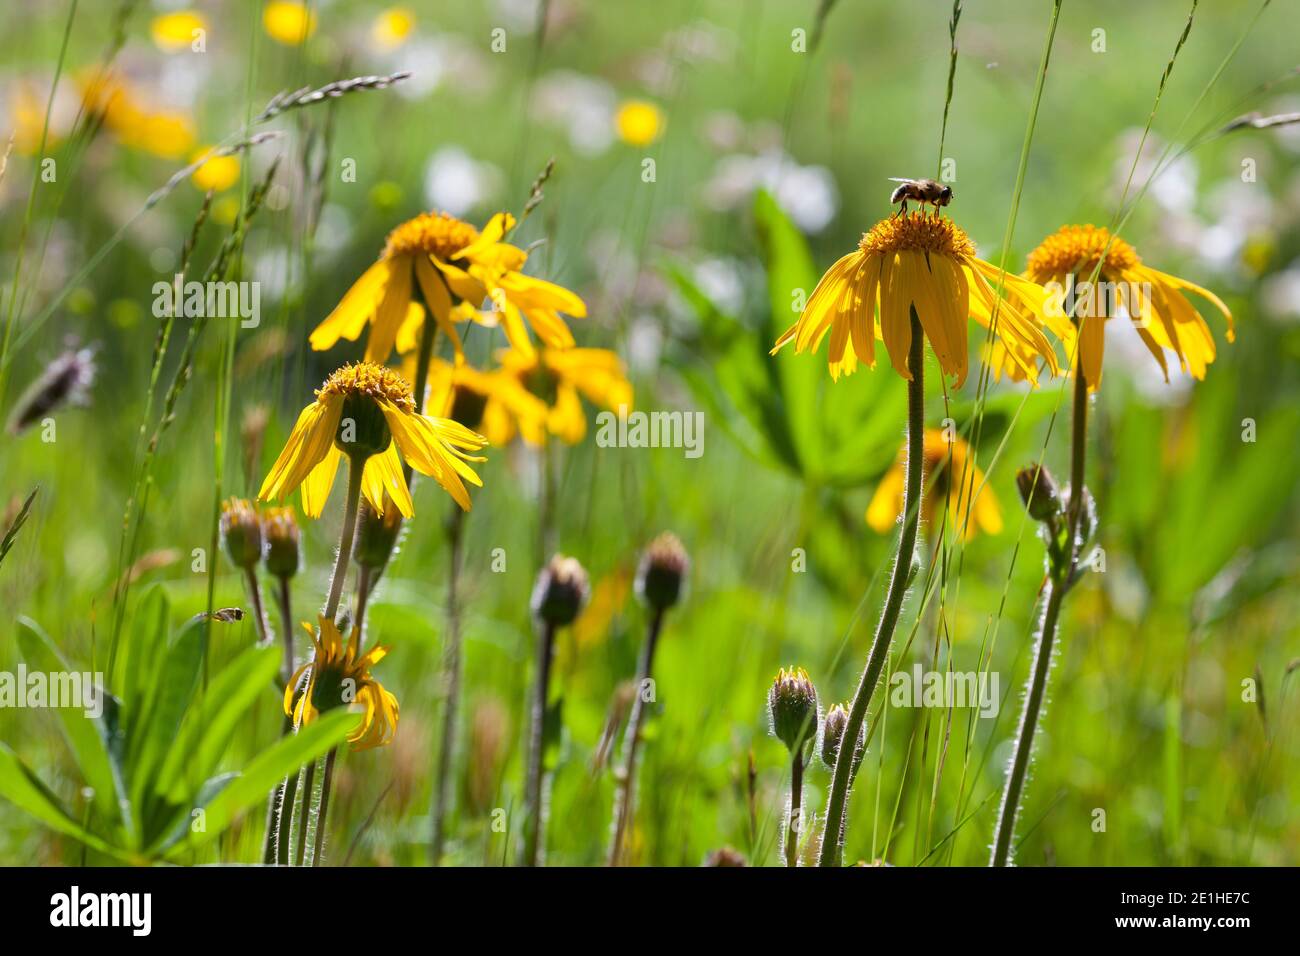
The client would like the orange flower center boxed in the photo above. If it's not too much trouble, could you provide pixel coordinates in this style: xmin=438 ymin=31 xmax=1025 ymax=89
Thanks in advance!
xmin=383 ymin=211 xmax=480 ymax=260
xmin=1025 ymin=224 xmax=1140 ymax=282
xmin=317 ymin=362 xmax=415 ymax=412
xmin=859 ymin=212 xmax=976 ymax=260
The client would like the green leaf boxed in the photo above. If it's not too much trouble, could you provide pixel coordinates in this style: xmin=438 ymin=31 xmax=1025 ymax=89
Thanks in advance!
xmin=15 ymin=617 xmax=124 ymax=830
xmin=127 ymin=617 xmax=205 ymax=842
xmin=121 ymin=585 xmax=171 ymax=743
xmin=169 ymin=708 xmax=355 ymax=855
xmin=0 ymin=743 xmax=128 ymax=861
xmin=154 ymin=643 xmax=279 ymax=804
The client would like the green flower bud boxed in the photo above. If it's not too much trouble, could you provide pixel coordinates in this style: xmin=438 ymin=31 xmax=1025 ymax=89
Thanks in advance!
xmin=220 ymin=498 xmax=263 ymax=569
xmin=820 ymin=702 xmax=864 ymax=775
xmin=336 ymin=391 xmax=392 ymax=460
xmin=531 ymin=554 xmax=590 ymax=627
xmin=1016 ymin=465 xmax=1062 ymax=522
xmin=768 ymin=666 xmax=819 ymax=753
xmin=353 ymin=500 xmax=404 ymax=571
xmin=261 ymin=506 xmax=300 ymax=578
xmin=636 ymin=532 xmax=689 ymax=611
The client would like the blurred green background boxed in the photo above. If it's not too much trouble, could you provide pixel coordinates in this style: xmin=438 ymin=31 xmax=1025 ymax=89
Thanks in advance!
xmin=1 ymin=0 xmax=1297 ymax=866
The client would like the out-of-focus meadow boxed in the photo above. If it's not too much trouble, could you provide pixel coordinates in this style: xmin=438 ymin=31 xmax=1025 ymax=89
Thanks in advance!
xmin=1 ymin=0 xmax=1297 ymax=866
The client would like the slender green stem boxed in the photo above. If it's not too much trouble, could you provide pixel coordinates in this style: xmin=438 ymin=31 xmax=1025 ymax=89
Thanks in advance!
xmin=311 ymin=748 xmax=339 ymax=867
xmin=323 ymin=455 xmax=364 ymax=621
xmin=294 ymin=759 xmax=316 ymax=867
xmin=431 ymin=504 xmax=466 ymax=865
xmin=786 ymin=750 xmax=805 ymax=868
xmin=990 ymin=356 xmax=1088 ymax=866
xmin=607 ymin=608 xmax=664 ymax=866
xmin=243 ymin=568 xmax=270 ymax=645
xmin=522 ymin=621 xmax=557 ymax=867
xmin=276 ymin=575 xmax=294 ymax=687
xmin=819 ymin=312 xmax=925 ymax=867
xmin=412 ymin=303 xmax=438 ymax=416
xmin=264 ymin=575 xmax=297 ymax=865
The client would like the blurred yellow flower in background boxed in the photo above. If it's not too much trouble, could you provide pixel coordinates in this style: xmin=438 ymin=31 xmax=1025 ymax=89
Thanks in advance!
xmin=150 ymin=11 xmax=207 ymax=52
xmin=78 ymin=70 xmax=195 ymax=159
xmin=489 ymin=347 xmax=633 ymax=446
xmin=615 ymin=100 xmax=664 ymax=147
xmin=189 ymin=146 xmax=240 ymax=192
xmin=866 ymin=429 xmax=1002 ymax=542
xmin=258 ymin=362 xmax=487 ymax=516
xmin=1025 ymin=224 xmax=1233 ymax=390
xmin=372 ymin=7 xmax=415 ymax=49
xmin=310 ymin=210 xmax=587 ymax=363
xmin=263 ymin=1 xmax=316 ymax=46
xmin=286 ymin=615 xmax=399 ymax=750
xmin=773 ymin=212 xmax=1061 ymax=386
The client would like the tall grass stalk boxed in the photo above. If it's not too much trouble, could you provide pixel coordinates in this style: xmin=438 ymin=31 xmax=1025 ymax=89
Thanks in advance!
xmin=819 ymin=311 xmax=924 ymax=867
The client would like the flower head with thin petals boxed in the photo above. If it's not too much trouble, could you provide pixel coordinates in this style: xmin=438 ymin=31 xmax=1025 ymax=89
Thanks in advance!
xmin=1025 ymin=224 xmax=1233 ymax=390
xmin=866 ymin=428 xmax=1002 ymax=542
xmin=485 ymin=346 xmax=634 ymax=447
xmin=772 ymin=212 xmax=1061 ymax=387
xmin=285 ymin=615 xmax=398 ymax=750
xmin=257 ymin=362 xmax=487 ymax=517
xmin=309 ymin=210 xmax=587 ymax=364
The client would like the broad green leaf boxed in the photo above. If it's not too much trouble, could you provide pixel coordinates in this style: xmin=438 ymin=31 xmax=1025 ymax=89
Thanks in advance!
xmin=154 ymin=643 xmax=279 ymax=804
xmin=170 ymin=708 xmax=354 ymax=855
xmin=127 ymin=617 xmax=205 ymax=841
xmin=0 ymin=743 xmax=129 ymax=861
xmin=15 ymin=617 xmax=123 ymax=829
xmin=121 ymin=585 xmax=171 ymax=747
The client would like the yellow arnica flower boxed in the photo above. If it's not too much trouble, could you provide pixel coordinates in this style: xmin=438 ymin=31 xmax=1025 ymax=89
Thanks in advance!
xmin=616 ymin=100 xmax=664 ymax=147
xmin=263 ymin=1 xmax=316 ymax=46
xmin=310 ymin=211 xmax=586 ymax=364
xmin=150 ymin=11 xmax=207 ymax=52
xmin=1025 ymin=224 xmax=1233 ymax=390
xmin=190 ymin=146 xmax=240 ymax=192
xmin=286 ymin=615 xmax=399 ymax=750
xmin=772 ymin=212 xmax=1060 ymax=387
xmin=78 ymin=70 xmax=196 ymax=159
xmin=866 ymin=429 xmax=1002 ymax=541
xmin=401 ymin=355 xmax=514 ymax=437
xmin=489 ymin=347 xmax=633 ymax=446
xmin=258 ymin=362 xmax=487 ymax=516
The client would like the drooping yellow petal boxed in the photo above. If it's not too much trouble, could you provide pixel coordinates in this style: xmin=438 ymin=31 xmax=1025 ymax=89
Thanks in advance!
xmin=866 ymin=464 xmax=906 ymax=533
xmin=363 ymin=254 xmax=414 ymax=363
xmin=361 ymin=442 xmax=415 ymax=517
xmin=258 ymin=396 xmax=343 ymax=502
xmin=300 ymin=444 xmax=344 ymax=518
xmin=310 ymin=259 xmax=391 ymax=351
xmin=879 ymin=253 xmax=914 ymax=380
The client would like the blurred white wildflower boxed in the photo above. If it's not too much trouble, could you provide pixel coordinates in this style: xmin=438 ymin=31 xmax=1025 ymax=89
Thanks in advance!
xmin=388 ymin=35 xmax=494 ymax=98
xmin=1260 ymin=263 xmax=1300 ymax=323
xmin=423 ymin=146 xmax=503 ymax=216
xmin=704 ymin=150 xmax=839 ymax=233
xmin=532 ymin=70 xmax=616 ymax=155
xmin=1112 ymin=129 xmax=1197 ymax=213
xmin=693 ymin=258 xmax=744 ymax=315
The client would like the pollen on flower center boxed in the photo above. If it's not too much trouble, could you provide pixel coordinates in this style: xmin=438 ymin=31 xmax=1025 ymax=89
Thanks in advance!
xmin=1025 ymin=224 xmax=1140 ymax=281
xmin=859 ymin=212 xmax=976 ymax=260
xmin=383 ymin=211 xmax=481 ymax=260
xmin=317 ymin=362 xmax=415 ymax=412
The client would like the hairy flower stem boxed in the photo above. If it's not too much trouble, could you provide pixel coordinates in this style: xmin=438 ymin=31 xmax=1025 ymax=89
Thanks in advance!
xmin=991 ymin=355 xmax=1089 ymax=866
xmin=263 ymin=576 xmax=297 ymax=865
xmin=311 ymin=747 xmax=339 ymax=867
xmin=294 ymin=759 xmax=316 ymax=867
xmin=607 ymin=608 xmax=664 ymax=866
xmin=323 ymin=455 xmax=364 ymax=621
xmin=522 ymin=621 xmax=557 ymax=867
xmin=819 ymin=311 xmax=925 ymax=867
xmin=430 ymin=505 xmax=466 ymax=865
xmin=786 ymin=751 xmax=805 ymax=867
xmin=243 ymin=568 xmax=271 ymax=645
